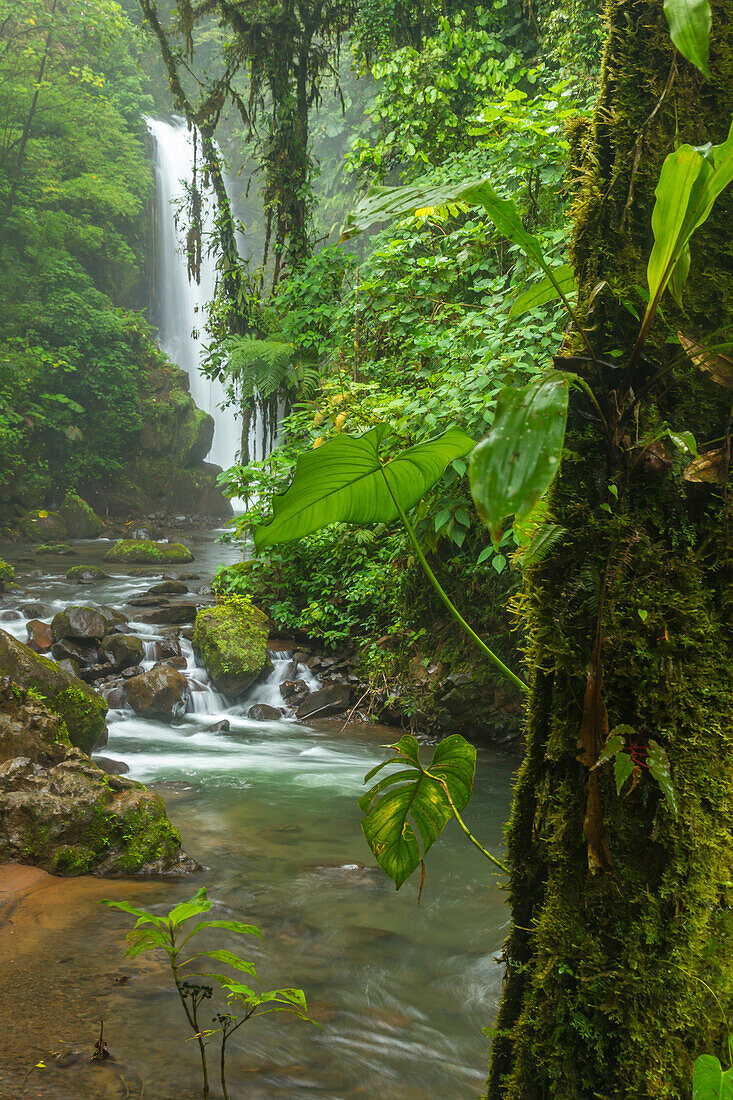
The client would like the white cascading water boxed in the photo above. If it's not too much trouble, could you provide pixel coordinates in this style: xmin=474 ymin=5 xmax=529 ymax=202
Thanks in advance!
xmin=147 ymin=116 xmax=244 ymax=474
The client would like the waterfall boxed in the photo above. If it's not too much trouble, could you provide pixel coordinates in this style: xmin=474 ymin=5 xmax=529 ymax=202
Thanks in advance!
xmin=147 ymin=116 xmax=243 ymax=476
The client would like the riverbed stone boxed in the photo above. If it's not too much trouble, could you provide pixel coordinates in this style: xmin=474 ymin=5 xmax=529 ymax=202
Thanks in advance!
xmin=126 ymin=665 xmax=188 ymax=718
xmin=0 ymin=680 xmax=194 ymax=875
xmin=104 ymin=539 xmax=194 ymax=565
xmin=36 ymin=543 xmax=76 ymax=556
xmin=192 ymin=600 xmax=271 ymax=698
xmin=26 ymin=619 xmax=52 ymax=653
xmin=59 ymin=492 xmax=103 ymax=538
xmin=148 ymin=580 xmax=189 ymax=595
xmin=99 ymin=633 xmax=145 ymax=671
xmin=66 ymin=564 xmax=108 ymax=583
xmin=51 ymin=605 xmax=108 ymax=642
xmin=248 ymin=703 xmax=282 ymax=721
xmin=0 ymin=630 xmax=107 ymax=753
xmin=136 ymin=603 xmax=199 ymax=626
xmin=51 ymin=637 xmax=96 ymax=666
xmin=296 ymin=684 xmax=352 ymax=719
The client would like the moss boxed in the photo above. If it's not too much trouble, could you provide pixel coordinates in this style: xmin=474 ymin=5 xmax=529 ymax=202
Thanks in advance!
xmin=192 ymin=598 xmax=270 ymax=697
xmin=59 ymin=492 xmax=103 ymax=538
xmin=50 ymin=685 xmax=107 ymax=755
xmin=113 ymin=794 xmax=182 ymax=873
xmin=65 ymin=564 xmax=106 ymax=581
xmin=50 ymin=845 xmax=96 ymax=875
xmin=486 ymin=4 xmax=733 ymax=1098
xmin=18 ymin=508 xmax=66 ymax=541
xmin=104 ymin=538 xmax=194 ymax=564
xmin=0 ymin=559 xmax=13 ymax=593
xmin=36 ymin=543 xmax=76 ymax=555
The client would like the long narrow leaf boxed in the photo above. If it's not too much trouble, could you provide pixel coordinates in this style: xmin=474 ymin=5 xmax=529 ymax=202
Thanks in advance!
xmin=509 ymin=265 xmax=577 ymax=317
xmin=663 ymin=0 xmax=712 ymax=78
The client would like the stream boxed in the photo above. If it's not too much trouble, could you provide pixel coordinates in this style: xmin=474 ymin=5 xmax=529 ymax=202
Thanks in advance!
xmin=0 ymin=532 xmax=515 ymax=1099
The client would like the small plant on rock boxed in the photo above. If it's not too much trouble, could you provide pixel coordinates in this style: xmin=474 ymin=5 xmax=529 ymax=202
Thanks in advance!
xmin=103 ymin=888 xmax=316 ymax=1099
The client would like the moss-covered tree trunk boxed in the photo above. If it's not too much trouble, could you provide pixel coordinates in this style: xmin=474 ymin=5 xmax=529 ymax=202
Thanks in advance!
xmin=486 ymin=2 xmax=733 ymax=1097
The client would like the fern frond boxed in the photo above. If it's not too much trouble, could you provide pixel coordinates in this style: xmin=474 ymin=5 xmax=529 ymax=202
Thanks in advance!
xmin=222 ymin=335 xmax=320 ymax=401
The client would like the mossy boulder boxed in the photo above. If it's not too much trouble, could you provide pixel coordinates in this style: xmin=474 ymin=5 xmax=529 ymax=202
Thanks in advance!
xmin=36 ymin=543 xmax=76 ymax=556
xmin=0 ymin=680 xmax=196 ymax=876
xmin=140 ymin=389 xmax=214 ymax=466
xmin=0 ymin=629 xmax=107 ymax=753
xmin=104 ymin=539 xmax=194 ymax=565
xmin=192 ymin=600 xmax=271 ymax=698
xmin=51 ymin=605 xmax=109 ymax=641
xmin=126 ymin=664 xmax=188 ymax=718
xmin=100 ymin=633 xmax=145 ymax=671
xmin=0 ymin=560 xmax=14 ymax=593
xmin=59 ymin=492 xmax=104 ymax=538
xmin=66 ymin=564 xmax=108 ymax=583
xmin=18 ymin=509 xmax=66 ymax=541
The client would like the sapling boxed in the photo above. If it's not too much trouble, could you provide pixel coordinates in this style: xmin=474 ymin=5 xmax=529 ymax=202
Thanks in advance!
xmin=103 ymin=888 xmax=316 ymax=1099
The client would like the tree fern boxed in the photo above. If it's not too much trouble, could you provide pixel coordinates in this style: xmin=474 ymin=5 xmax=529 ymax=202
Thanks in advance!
xmin=223 ymin=334 xmax=319 ymax=400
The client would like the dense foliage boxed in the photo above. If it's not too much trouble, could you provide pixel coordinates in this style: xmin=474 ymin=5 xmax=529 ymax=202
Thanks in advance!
xmin=0 ymin=0 xmax=161 ymax=514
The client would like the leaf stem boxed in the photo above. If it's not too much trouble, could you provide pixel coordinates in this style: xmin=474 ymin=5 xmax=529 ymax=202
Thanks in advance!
xmin=428 ymin=772 xmax=509 ymax=873
xmin=383 ymin=476 xmax=529 ymax=695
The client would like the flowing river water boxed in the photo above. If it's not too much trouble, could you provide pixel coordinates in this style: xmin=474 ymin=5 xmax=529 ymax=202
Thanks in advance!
xmin=0 ymin=532 xmax=515 ymax=1100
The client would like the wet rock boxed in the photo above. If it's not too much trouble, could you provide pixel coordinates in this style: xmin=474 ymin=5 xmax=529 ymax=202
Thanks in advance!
xmin=248 ymin=703 xmax=283 ymax=721
xmin=20 ymin=602 xmax=48 ymax=619
xmin=51 ymin=605 xmax=108 ymax=642
xmin=206 ymin=719 xmax=230 ymax=732
xmin=59 ymin=492 xmax=104 ymax=538
xmin=136 ymin=603 xmax=198 ymax=625
xmin=65 ymin=564 xmax=108 ymax=583
xmin=280 ymin=678 xmax=309 ymax=703
xmin=99 ymin=633 xmax=145 ymax=671
xmin=192 ymin=601 xmax=271 ymax=699
xmin=56 ymin=658 xmax=81 ymax=678
xmin=94 ymin=756 xmax=130 ymax=776
xmin=153 ymin=655 xmax=187 ymax=670
xmin=97 ymin=605 xmax=129 ymax=633
xmin=151 ymin=631 xmax=182 ymax=661
xmin=296 ymin=685 xmax=352 ymax=719
xmin=293 ymin=650 xmax=310 ymax=663
xmin=51 ymin=637 xmax=96 ymax=666
xmin=0 ymin=680 xmax=194 ymax=875
xmin=26 ymin=619 xmax=53 ymax=653
xmin=126 ymin=665 xmax=188 ymax=719
xmin=0 ymin=610 xmax=21 ymax=622
xmin=79 ymin=662 xmax=116 ymax=684
xmin=104 ymin=539 xmax=194 ymax=565
xmin=0 ymin=630 xmax=107 ymax=754
xmin=127 ymin=593 xmax=170 ymax=608
xmin=121 ymin=664 xmax=143 ymax=679
xmin=148 ymin=580 xmax=188 ymax=595
xmin=102 ymin=683 xmax=126 ymax=708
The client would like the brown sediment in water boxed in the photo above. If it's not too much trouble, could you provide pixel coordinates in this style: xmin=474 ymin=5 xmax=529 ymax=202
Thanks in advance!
xmin=0 ymin=863 xmax=159 ymax=1099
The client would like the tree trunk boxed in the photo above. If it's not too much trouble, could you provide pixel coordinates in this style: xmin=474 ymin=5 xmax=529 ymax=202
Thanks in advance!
xmin=486 ymin=2 xmax=733 ymax=1098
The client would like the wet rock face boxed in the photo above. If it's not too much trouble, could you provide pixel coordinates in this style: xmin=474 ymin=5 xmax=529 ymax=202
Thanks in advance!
xmin=296 ymin=685 xmax=352 ymax=719
xmin=59 ymin=492 xmax=103 ymax=539
xmin=0 ymin=679 xmax=196 ymax=875
xmin=0 ymin=629 xmax=107 ymax=754
xmin=192 ymin=600 xmax=271 ymax=699
xmin=51 ymin=605 xmax=108 ymax=642
xmin=26 ymin=619 xmax=52 ymax=653
xmin=248 ymin=703 xmax=282 ymax=721
xmin=126 ymin=665 xmax=188 ymax=719
xmin=66 ymin=564 xmax=108 ymax=584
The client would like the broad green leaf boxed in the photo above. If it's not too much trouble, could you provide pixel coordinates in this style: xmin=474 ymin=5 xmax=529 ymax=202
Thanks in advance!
xmin=470 ymin=375 xmax=570 ymax=548
xmin=101 ymin=899 xmax=165 ymax=926
xmin=204 ymin=950 xmax=258 ymax=978
xmin=594 ymin=734 xmax=625 ymax=769
xmin=614 ymin=752 xmax=634 ymax=795
xmin=168 ymin=888 xmax=211 ymax=926
xmin=664 ymin=0 xmax=712 ymax=78
xmin=189 ymin=919 xmax=262 ymax=938
xmin=253 ymin=426 xmax=475 ymax=550
xmin=648 ymin=740 xmax=678 ymax=816
xmin=359 ymin=734 xmax=476 ymax=890
xmin=667 ymin=428 xmax=699 ymax=455
xmin=646 ymin=122 xmax=733 ymax=324
xmin=509 ymin=265 xmax=577 ymax=317
xmin=693 ymin=1053 xmax=733 ymax=1099
xmin=341 ymin=178 xmax=570 ymax=310
xmin=208 ymin=975 xmax=257 ymax=999
xmin=124 ymin=928 xmax=168 ymax=958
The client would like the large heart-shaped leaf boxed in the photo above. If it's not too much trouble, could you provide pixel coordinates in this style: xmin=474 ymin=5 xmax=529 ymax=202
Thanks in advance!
xmin=359 ymin=734 xmax=476 ymax=889
xmin=253 ymin=425 xmax=474 ymax=550
xmin=664 ymin=0 xmax=712 ymax=78
xmin=693 ymin=1053 xmax=733 ymax=1099
xmin=469 ymin=374 xmax=570 ymax=547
